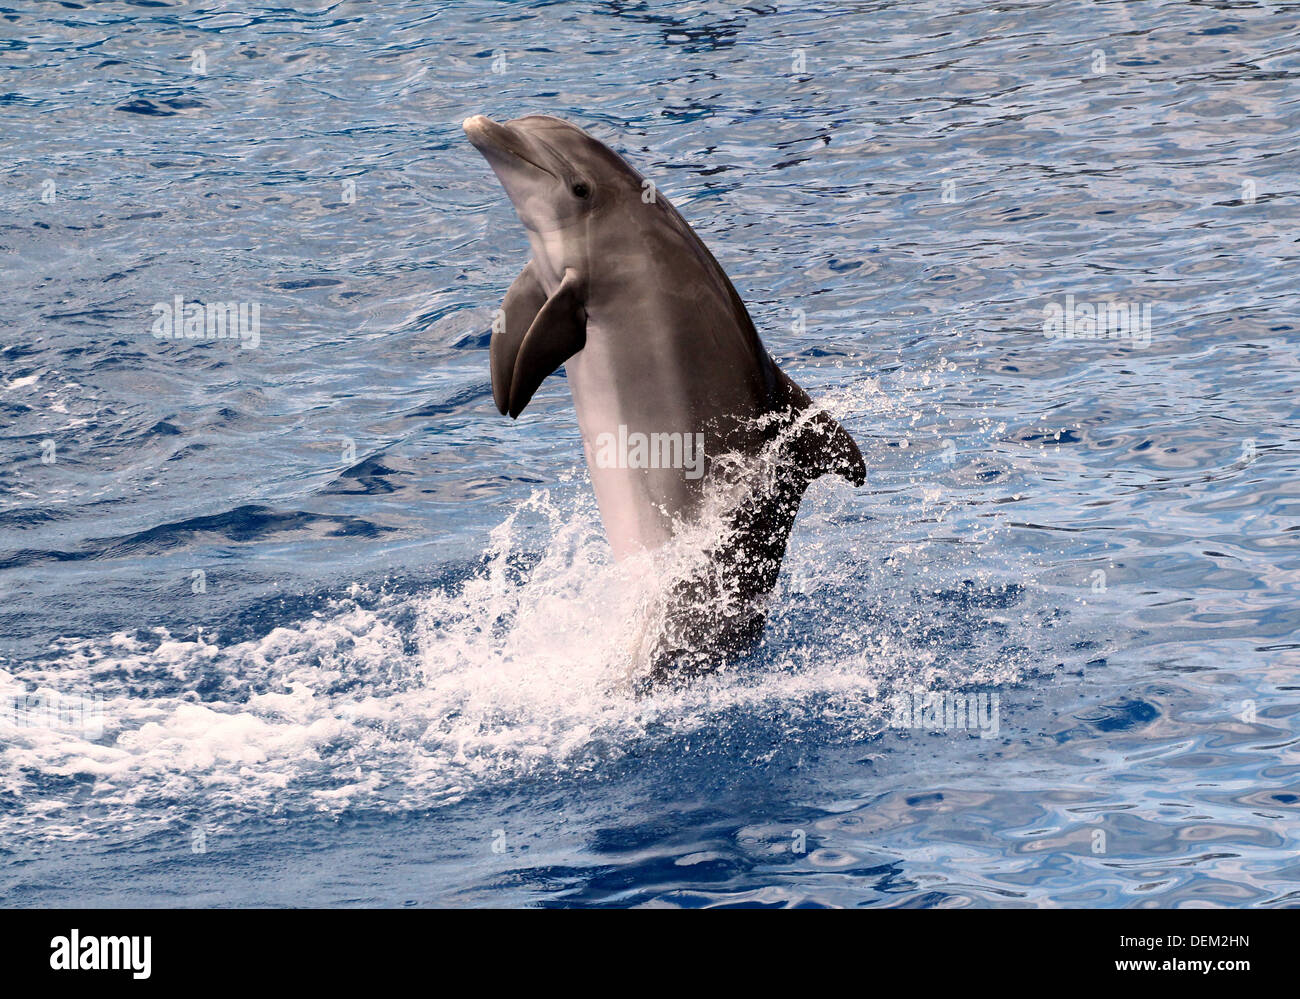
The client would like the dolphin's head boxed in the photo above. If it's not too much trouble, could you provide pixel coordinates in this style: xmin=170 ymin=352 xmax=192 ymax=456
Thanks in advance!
xmin=463 ymin=114 xmax=639 ymax=234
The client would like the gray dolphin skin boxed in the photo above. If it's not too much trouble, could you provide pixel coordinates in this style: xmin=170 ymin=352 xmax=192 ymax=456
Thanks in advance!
xmin=463 ymin=113 xmax=865 ymax=685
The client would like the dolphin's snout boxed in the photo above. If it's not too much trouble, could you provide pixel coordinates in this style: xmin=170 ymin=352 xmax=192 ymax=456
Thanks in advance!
xmin=462 ymin=114 xmax=556 ymax=178
xmin=462 ymin=114 xmax=510 ymax=152
xmin=461 ymin=114 xmax=497 ymax=152
xmin=462 ymin=114 xmax=493 ymax=137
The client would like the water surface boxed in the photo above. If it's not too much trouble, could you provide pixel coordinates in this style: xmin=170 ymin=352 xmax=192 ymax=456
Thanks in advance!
xmin=1 ymin=0 xmax=1298 ymax=907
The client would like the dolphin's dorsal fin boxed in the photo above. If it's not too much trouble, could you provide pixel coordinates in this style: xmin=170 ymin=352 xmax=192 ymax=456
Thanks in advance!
xmin=793 ymin=408 xmax=867 ymax=487
xmin=492 ymin=264 xmax=587 ymax=418
xmin=772 ymin=365 xmax=866 ymax=488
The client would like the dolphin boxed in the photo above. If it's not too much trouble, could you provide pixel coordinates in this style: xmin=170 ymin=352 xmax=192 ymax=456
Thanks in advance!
xmin=463 ymin=113 xmax=865 ymax=683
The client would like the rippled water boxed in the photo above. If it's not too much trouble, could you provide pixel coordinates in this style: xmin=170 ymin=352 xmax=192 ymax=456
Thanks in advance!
xmin=1 ymin=0 xmax=1298 ymax=907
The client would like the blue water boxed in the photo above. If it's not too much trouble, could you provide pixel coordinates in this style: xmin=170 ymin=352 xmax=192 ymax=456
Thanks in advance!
xmin=2 ymin=0 xmax=1298 ymax=907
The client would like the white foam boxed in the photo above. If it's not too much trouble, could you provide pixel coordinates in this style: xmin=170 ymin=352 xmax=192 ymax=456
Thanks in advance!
xmin=1 ymin=366 xmax=1031 ymax=842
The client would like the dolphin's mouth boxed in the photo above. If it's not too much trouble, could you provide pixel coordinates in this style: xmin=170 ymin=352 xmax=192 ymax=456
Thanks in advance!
xmin=462 ymin=115 xmax=555 ymax=177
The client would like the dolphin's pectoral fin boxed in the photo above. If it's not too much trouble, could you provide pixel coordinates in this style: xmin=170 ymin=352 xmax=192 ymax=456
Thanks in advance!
xmin=505 ymin=269 xmax=587 ymax=419
xmin=490 ymin=261 xmax=549 ymax=416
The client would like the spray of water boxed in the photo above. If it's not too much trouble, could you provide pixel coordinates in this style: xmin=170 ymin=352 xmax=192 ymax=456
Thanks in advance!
xmin=0 ymin=359 xmax=1041 ymax=843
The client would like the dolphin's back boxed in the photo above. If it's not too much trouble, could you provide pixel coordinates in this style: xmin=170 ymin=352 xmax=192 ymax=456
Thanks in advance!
xmin=646 ymin=185 xmax=865 ymax=485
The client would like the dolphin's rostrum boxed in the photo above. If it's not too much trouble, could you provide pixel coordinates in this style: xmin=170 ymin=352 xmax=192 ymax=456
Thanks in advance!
xmin=464 ymin=113 xmax=865 ymax=685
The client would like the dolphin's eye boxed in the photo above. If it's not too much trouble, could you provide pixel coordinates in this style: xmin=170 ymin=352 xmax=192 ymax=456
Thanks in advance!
xmin=572 ymin=181 xmax=590 ymax=199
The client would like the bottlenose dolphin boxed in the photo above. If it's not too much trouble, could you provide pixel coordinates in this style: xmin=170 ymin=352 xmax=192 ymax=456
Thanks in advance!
xmin=463 ymin=113 xmax=865 ymax=683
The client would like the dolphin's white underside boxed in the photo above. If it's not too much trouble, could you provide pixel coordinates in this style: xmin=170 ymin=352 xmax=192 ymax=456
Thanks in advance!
xmin=566 ymin=320 xmax=708 ymax=558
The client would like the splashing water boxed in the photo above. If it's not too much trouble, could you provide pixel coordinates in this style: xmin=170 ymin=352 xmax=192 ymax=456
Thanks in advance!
xmin=1 ymin=364 xmax=1043 ymax=845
